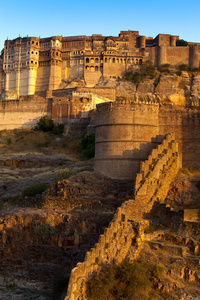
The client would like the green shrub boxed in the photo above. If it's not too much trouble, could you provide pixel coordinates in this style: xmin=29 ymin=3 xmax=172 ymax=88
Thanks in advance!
xmin=176 ymin=39 xmax=188 ymax=46
xmin=34 ymin=223 xmax=55 ymax=243
xmin=35 ymin=141 xmax=50 ymax=148
xmin=35 ymin=115 xmax=54 ymax=132
xmin=159 ymin=64 xmax=171 ymax=73
xmin=179 ymin=64 xmax=189 ymax=71
xmin=87 ymin=258 xmax=153 ymax=300
xmin=125 ymin=60 xmax=156 ymax=86
xmin=55 ymin=168 xmax=75 ymax=181
xmin=6 ymin=137 xmax=12 ymax=145
xmin=52 ymin=123 xmax=64 ymax=135
xmin=22 ymin=183 xmax=47 ymax=197
xmin=151 ymin=263 xmax=165 ymax=277
xmin=78 ymin=133 xmax=95 ymax=159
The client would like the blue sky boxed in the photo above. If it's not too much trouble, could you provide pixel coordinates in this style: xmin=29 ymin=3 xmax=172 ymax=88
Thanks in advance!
xmin=0 ymin=0 xmax=199 ymax=50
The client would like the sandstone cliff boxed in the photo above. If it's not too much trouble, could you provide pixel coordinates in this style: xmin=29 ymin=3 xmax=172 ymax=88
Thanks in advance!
xmin=96 ymin=72 xmax=200 ymax=107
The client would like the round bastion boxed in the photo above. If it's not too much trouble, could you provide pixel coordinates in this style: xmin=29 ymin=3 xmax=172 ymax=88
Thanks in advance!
xmin=94 ymin=100 xmax=160 ymax=180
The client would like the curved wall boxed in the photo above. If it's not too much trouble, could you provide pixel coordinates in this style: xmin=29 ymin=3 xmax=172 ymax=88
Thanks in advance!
xmin=94 ymin=100 xmax=160 ymax=179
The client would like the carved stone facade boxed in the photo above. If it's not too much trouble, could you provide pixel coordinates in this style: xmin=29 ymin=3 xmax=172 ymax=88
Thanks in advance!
xmin=1 ymin=30 xmax=200 ymax=95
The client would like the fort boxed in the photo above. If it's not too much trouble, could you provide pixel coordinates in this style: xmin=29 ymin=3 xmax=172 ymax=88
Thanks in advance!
xmin=0 ymin=31 xmax=200 ymax=299
xmin=0 ymin=30 xmax=200 ymax=95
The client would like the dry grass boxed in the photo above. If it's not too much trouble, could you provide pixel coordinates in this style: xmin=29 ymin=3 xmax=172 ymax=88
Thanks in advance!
xmin=0 ymin=129 xmax=81 ymax=158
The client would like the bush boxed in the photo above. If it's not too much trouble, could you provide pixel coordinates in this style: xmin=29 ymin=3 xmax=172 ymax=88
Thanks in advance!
xmin=159 ymin=64 xmax=171 ymax=73
xmin=35 ymin=115 xmax=54 ymax=132
xmin=87 ymin=258 xmax=153 ymax=300
xmin=55 ymin=168 xmax=75 ymax=181
xmin=22 ymin=183 xmax=47 ymax=197
xmin=125 ymin=60 xmax=156 ymax=86
xmin=78 ymin=134 xmax=95 ymax=159
xmin=6 ymin=137 xmax=12 ymax=145
xmin=34 ymin=223 xmax=55 ymax=243
xmin=176 ymin=39 xmax=188 ymax=46
xmin=179 ymin=64 xmax=189 ymax=71
xmin=52 ymin=123 xmax=64 ymax=135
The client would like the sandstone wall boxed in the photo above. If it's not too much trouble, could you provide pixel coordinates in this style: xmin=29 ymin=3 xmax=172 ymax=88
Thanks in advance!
xmin=35 ymin=65 xmax=50 ymax=92
xmin=65 ymin=133 xmax=181 ymax=300
xmin=159 ymin=108 xmax=200 ymax=168
xmin=0 ymin=97 xmax=49 ymax=130
xmin=94 ymin=100 xmax=160 ymax=180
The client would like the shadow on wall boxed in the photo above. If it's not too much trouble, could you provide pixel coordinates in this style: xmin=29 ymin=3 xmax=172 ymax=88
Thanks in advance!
xmin=182 ymin=112 xmax=200 ymax=169
xmin=94 ymin=135 xmax=166 ymax=180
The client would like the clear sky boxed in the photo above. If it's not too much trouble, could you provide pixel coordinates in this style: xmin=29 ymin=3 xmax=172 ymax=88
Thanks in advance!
xmin=0 ymin=0 xmax=199 ymax=51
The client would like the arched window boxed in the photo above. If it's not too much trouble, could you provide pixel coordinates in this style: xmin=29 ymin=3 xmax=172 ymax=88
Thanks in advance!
xmin=139 ymin=59 xmax=142 ymax=65
xmin=105 ymin=58 xmax=107 ymax=63
xmin=95 ymin=58 xmax=99 ymax=63
xmin=86 ymin=58 xmax=89 ymax=63
xmin=91 ymin=66 xmax=94 ymax=71
xmin=112 ymin=58 xmax=115 ymax=63
xmin=91 ymin=58 xmax=94 ymax=63
xmin=95 ymin=66 xmax=98 ymax=71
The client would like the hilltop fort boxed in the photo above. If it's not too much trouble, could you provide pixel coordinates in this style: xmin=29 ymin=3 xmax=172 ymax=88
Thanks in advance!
xmin=0 ymin=30 xmax=200 ymax=95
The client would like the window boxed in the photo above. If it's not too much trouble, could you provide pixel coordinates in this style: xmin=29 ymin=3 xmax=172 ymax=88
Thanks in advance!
xmin=95 ymin=66 xmax=98 ymax=71
xmin=31 ymin=51 xmax=34 ymax=54
xmin=31 ymin=60 xmax=33 ymax=64
xmin=32 ymin=41 xmax=34 ymax=44
xmin=86 ymin=58 xmax=89 ymax=63
xmin=36 ymin=42 xmax=38 ymax=46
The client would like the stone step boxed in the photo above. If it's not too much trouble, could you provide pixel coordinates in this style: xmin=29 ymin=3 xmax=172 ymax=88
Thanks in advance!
xmin=148 ymin=241 xmax=189 ymax=257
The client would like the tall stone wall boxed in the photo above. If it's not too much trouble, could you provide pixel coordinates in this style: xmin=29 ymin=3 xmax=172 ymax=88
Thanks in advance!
xmin=65 ymin=133 xmax=181 ymax=300
xmin=94 ymin=100 xmax=160 ymax=180
xmin=0 ymin=97 xmax=50 ymax=130
xmin=159 ymin=107 xmax=200 ymax=168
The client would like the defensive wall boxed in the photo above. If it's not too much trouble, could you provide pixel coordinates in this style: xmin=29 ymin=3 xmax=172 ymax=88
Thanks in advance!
xmin=95 ymin=101 xmax=200 ymax=180
xmin=0 ymin=91 xmax=112 ymax=130
xmin=65 ymin=133 xmax=181 ymax=300
xmin=94 ymin=100 xmax=160 ymax=180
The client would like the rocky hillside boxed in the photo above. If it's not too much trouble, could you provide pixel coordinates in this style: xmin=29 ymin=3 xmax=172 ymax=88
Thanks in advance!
xmin=95 ymin=71 xmax=200 ymax=107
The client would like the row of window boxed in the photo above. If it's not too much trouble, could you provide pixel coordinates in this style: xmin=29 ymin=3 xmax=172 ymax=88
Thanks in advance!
xmin=5 ymin=41 xmax=39 ymax=49
xmin=85 ymin=66 xmax=102 ymax=71
xmin=85 ymin=57 xmax=142 ymax=64
xmin=4 ymin=60 xmax=38 ymax=68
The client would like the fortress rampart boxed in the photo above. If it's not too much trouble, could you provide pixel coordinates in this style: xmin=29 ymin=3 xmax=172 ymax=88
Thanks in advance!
xmin=65 ymin=133 xmax=181 ymax=300
xmin=94 ymin=100 xmax=160 ymax=179
xmin=95 ymin=101 xmax=200 ymax=179
xmin=0 ymin=91 xmax=112 ymax=130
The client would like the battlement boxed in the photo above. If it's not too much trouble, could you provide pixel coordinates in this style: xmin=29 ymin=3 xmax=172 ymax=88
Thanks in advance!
xmin=65 ymin=133 xmax=181 ymax=300
xmin=96 ymin=98 xmax=159 ymax=112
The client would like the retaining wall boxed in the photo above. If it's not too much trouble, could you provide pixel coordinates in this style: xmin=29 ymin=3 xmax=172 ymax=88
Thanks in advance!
xmin=65 ymin=133 xmax=181 ymax=300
